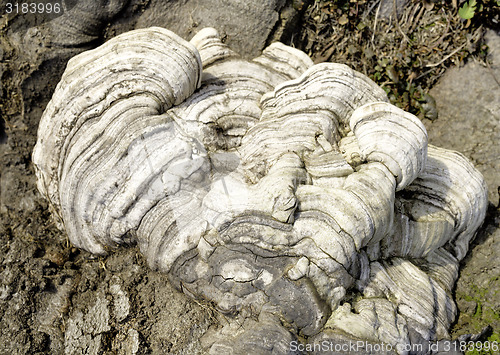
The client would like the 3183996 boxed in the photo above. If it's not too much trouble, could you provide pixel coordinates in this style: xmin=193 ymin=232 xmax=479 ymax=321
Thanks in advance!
xmin=4 ymin=2 xmax=61 ymax=14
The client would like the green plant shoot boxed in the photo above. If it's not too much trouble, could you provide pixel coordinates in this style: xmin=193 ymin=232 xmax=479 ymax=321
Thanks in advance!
xmin=459 ymin=0 xmax=477 ymax=20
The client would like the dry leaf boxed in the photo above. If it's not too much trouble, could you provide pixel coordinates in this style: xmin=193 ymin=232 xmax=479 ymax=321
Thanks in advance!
xmin=338 ymin=14 xmax=349 ymax=25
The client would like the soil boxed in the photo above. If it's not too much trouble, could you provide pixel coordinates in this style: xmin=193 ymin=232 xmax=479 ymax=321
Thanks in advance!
xmin=1 ymin=0 xmax=499 ymax=354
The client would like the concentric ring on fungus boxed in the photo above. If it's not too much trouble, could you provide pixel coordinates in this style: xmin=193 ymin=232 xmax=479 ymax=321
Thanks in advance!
xmin=33 ymin=26 xmax=488 ymax=354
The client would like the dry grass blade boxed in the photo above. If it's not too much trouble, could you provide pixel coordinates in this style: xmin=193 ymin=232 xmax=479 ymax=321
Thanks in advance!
xmin=297 ymin=0 xmax=489 ymax=116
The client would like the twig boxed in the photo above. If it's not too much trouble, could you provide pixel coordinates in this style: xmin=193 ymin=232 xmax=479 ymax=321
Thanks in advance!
xmin=425 ymin=43 xmax=466 ymax=67
xmin=408 ymin=2 xmax=424 ymax=34
xmin=371 ymin=0 xmax=382 ymax=46
xmin=393 ymin=0 xmax=410 ymax=45
xmin=365 ymin=0 xmax=381 ymax=18
xmin=415 ymin=67 xmax=436 ymax=80
xmin=429 ymin=9 xmax=451 ymax=48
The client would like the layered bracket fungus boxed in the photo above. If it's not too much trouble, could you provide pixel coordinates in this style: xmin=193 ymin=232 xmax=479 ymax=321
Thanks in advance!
xmin=33 ymin=27 xmax=488 ymax=354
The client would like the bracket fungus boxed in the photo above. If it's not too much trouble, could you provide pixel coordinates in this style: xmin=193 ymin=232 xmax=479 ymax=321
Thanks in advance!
xmin=33 ymin=27 xmax=488 ymax=353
